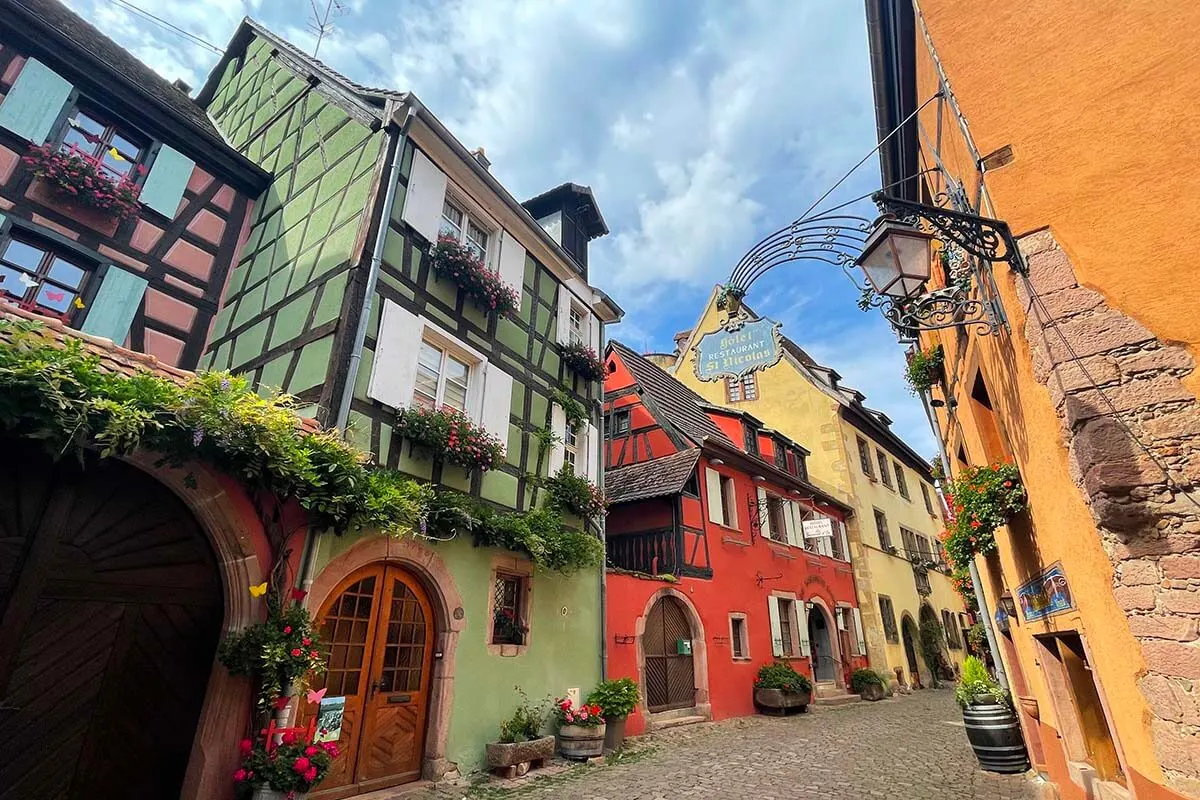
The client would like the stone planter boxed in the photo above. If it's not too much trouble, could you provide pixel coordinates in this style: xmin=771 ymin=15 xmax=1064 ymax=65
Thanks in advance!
xmin=252 ymin=789 xmax=307 ymax=800
xmin=486 ymin=735 xmax=555 ymax=777
xmin=860 ymin=683 xmax=887 ymax=702
xmin=558 ymin=723 xmax=606 ymax=760
xmin=603 ymin=715 xmax=628 ymax=753
xmin=753 ymin=687 xmax=811 ymax=716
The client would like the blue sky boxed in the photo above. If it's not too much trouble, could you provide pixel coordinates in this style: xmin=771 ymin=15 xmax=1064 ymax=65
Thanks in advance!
xmin=62 ymin=0 xmax=934 ymax=456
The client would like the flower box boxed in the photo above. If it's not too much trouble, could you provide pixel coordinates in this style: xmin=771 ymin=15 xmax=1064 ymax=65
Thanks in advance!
xmin=430 ymin=236 xmax=520 ymax=318
xmin=486 ymin=735 xmax=555 ymax=776
xmin=395 ymin=405 xmax=505 ymax=472
xmin=542 ymin=465 xmax=606 ymax=522
xmin=559 ymin=341 xmax=606 ymax=382
xmin=22 ymin=144 xmax=141 ymax=223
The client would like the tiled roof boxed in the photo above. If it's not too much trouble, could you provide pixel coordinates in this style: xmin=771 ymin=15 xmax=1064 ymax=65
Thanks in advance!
xmin=610 ymin=340 xmax=733 ymax=448
xmin=0 ymin=304 xmax=320 ymax=432
xmin=6 ymin=0 xmax=223 ymax=141
xmin=606 ymin=448 xmax=700 ymax=504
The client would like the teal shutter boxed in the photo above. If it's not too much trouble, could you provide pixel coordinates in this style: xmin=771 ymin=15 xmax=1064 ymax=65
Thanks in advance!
xmin=80 ymin=266 xmax=148 ymax=346
xmin=140 ymin=144 xmax=195 ymax=218
xmin=0 ymin=58 xmax=72 ymax=144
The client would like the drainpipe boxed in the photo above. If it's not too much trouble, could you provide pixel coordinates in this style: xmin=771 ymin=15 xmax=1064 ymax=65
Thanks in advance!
xmin=919 ymin=390 xmax=1009 ymax=692
xmin=295 ymin=101 xmax=419 ymax=601
xmin=599 ymin=322 xmax=608 ymax=681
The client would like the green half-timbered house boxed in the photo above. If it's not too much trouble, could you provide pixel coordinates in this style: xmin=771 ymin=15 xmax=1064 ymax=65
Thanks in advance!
xmin=195 ymin=20 xmax=622 ymax=792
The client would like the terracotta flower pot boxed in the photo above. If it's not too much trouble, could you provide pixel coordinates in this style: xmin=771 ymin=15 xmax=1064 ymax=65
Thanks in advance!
xmin=557 ymin=723 xmax=606 ymax=760
xmin=753 ymin=687 xmax=811 ymax=715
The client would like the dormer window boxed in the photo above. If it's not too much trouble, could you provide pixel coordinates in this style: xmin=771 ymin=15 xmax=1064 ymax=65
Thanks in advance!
xmin=743 ymin=423 xmax=759 ymax=456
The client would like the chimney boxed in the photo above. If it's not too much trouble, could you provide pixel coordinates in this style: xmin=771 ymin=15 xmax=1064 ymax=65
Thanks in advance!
xmin=471 ymin=147 xmax=490 ymax=171
xmin=172 ymin=78 xmax=192 ymax=95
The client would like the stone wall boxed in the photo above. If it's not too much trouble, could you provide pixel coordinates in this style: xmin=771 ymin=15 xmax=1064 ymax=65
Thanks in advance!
xmin=1017 ymin=230 xmax=1200 ymax=796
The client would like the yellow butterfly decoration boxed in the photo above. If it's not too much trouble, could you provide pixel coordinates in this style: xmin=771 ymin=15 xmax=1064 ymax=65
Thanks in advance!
xmin=249 ymin=582 xmax=268 ymax=597
xmin=108 ymin=147 xmax=125 ymax=162
xmin=73 ymin=297 xmax=85 ymax=309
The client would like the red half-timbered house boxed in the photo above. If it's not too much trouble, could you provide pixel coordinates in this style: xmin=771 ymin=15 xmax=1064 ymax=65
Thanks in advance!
xmin=604 ymin=341 xmax=867 ymax=735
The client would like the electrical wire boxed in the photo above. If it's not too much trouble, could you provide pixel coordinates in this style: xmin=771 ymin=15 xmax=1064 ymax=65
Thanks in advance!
xmin=101 ymin=0 xmax=224 ymax=55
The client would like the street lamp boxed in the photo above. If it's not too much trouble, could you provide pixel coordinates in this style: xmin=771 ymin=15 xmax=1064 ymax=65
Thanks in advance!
xmin=856 ymin=217 xmax=935 ymax=300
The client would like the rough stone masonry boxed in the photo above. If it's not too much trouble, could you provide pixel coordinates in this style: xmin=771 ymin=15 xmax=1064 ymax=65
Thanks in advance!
xmin=1017 ymin=229 xmax=1200 ymax=796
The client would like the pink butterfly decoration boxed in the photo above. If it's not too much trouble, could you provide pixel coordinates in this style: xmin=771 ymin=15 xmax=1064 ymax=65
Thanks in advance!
xmin=45 ymin=290 xmax=65 ymax=302
xmin=306 ymin=688 xmax=327 ymax=704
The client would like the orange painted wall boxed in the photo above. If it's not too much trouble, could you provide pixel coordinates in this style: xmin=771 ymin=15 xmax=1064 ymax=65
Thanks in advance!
xmin=908 ymin=1 xmax=1200 ymax=790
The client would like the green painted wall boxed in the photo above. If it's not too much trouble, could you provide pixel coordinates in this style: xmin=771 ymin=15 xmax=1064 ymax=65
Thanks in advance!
xmin=201 ymin=33 xmax=384 ymax=408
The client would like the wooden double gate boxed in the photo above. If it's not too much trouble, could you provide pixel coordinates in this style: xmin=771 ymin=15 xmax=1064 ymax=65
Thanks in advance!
xmin=0 ymin=443 xmax=223 ymax=799
xmin=643 ymin=595 xmax=695 ymax=712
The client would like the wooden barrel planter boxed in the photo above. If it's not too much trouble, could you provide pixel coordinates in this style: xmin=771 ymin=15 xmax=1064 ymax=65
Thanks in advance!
xmin=962 ymin=697 xmax=1031 ymax=774
xmin=753 ymin=687 xmax=811 ymax=715
xmin=558 ymin=723 xmax=606 ymax=760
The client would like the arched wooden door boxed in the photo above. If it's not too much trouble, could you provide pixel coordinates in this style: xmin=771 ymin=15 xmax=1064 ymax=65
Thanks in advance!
xmin=643 ymin=595 xmax=695 ymax=712
xmin=309 ymin=564 xmax=434 ymax=798
xmin=0 ymin=443 xmax=223 ymax=800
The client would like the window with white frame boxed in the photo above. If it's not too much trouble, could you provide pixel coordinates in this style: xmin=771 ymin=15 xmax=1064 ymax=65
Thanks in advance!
xmin=564 ymin=423 xmax=583 ymax=473
xmin=439 ymin=197 xmax=490 ymax=264
xmin=568 ymin=303 xmax=586 ymax=346
xmin=720 ymin=474 xmax=737 ymax=528
xmin=730 ymin=614 xmax=749 ymax=660
xmin=413 ymin=339 xmax=472 ymax=411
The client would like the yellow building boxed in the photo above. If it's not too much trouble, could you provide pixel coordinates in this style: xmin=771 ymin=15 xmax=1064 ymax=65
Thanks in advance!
xmin=661 ymin=289 xmax=969 ymax=687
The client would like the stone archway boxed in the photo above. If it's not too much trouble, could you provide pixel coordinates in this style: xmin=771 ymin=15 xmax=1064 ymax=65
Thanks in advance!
xmin=634 ymin=587 xmax=710 ymax=724
xmin=308 ymin=536 xmax=466 ymax=780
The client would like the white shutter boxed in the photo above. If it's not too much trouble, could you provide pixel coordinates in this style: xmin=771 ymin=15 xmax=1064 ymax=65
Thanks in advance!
xmin=798 ymin=601 xmax=811 ymax=656
xmin=705 ymin=467 xmax=724 ymax=525
xmin=852 ymin=608 xmax=867 ymax=656
xmin=584 ymin=423 xmax=599 ymax=483
xmin=588 ymin=312 xmax=601 ymax=355
xmin=756 ymin=487 xmax=771 ymax=539
xmin=367 ymin=301 xmax=421 ymax=409
xmin=548 ymin=404 xmax=566 ymax=475
xmin=768 ymin=597 xmax=783 ymax=657
xmin=480 ymin=363 xmax=513 ymax=445
xmin=400 ymin=149 xmax=448 ymax=244
xmin=837 ymin=520 xmax=851 ymax=562
xmin=784 ymin=501 xmax=800 ymax=547
xmin=496 ymin=230 xmax=526 ymax=302
xmin=556 ymin=284 xmax=572 ymax=343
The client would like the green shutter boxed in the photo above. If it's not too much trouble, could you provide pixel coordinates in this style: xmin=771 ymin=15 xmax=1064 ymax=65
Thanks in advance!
xmin=0 ymin=58 xmax=73 ymax=143
xmin=140 ymin=144 xmax=195 ymax=218
xmin=80 ymin=266 xmax=148 ymax=346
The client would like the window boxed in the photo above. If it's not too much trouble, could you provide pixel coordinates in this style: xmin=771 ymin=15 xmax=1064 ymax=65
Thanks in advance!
xmin=730 ymin=615 xmax=749 ymax=660
xmin=915 ymin=534 xmax=933 ymax=561
xmin=831 ymin=522 xmax=846 ymax=560
xmin=413 ymin=339 xmax=471 ymax=411
xmin=778 ymin=598 xmax=795 ymax=657
xmin=743 ymin=423 xmax=759 ymax=455
xmin=900 ymin=526 xmax=918 ymax=560
xmin=774 ymin=440 xmax=788 ymax=470
xmin=873 ymin=509 xmax=893 ymax=551
xmin=568 ymin=303 xmax=586 ymax=346
xmin=877 ymin=450 xmax=892 ymax=488
xmin=767 ymin=496 xmax=788 ymax=544
xmin=942 ymin=610 xmax=962 ymax=649
xmin=857 ymin=436 xmax=874 ymax=478
xmin=564 ymin=423 xmax=582 ymax=473
xmin=491 ymin=574 xmax=527 ymax=646
xmin=60 ymin=105 xmax=146 ymax=180
xmin=439 ymin=197 xmax=491 ymax=264
xmin=720 ymin=474 xmax=737 ymax=528
xmin=610 ymin=409 xmax=631 ymax=437
xmin=0 ymin=235 xmax=92 ymax=322
xmin=921 ymin=482 xmax=935 ymax=515
xmin=879 ymin=595 xmax=899 ymax=643
xmin=795 ymin=451 xmax=808 ymax=482
xmin=894 ymin=462 xmax=909 ymax=500
xmin=725 ymin=372 xmax=758 ymax=402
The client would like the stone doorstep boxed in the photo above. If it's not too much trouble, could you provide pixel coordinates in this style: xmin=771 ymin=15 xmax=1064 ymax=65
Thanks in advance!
xmin=650 ymin=714 xmax=708 ymax=730
xmin=812 ymin=693 xmax=862 ymax=706
xmin=344 ymin=780 xmax=435 ymax=800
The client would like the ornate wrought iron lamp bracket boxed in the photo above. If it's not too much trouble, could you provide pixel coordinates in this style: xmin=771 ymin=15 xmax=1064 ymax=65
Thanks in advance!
xmin=872 ymin=193 xmax=1027 ymax=275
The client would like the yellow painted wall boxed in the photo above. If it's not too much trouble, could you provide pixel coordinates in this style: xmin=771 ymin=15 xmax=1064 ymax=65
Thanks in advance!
xmin=672 ymin=291 xmax=968 ymax=679
xmin=905 ymin=1 xmax=1200 ymax=785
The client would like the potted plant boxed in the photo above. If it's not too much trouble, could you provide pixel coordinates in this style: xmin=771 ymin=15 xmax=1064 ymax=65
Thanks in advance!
xmin=941 ymin=462 xmax=1026 ymax=568
xmin=904 ymin=345 xmax=944 ymax=395
xmin=541 ymin=465 xmax=606 ymax=523
xmin=553 ymin=697 xmax=605 ymax=760
xmin=587 ymin=678 xmax=640 ymax=753
xmin=22 ymin=143 xmax=142 ymax=222
xmin=559 ymin=341 xmax=606 ymax=382
xmin=233 ymin=732 xmax=338 ymax=800
xmin=753 ymin=661 xmax=813 ymax=715
xmin=955 ymin=656 xmax=1030 ymax=774
xmin=394 ymin=405 xmax=506 ymax=472
xmin=429 ymin=235 xmax=520 ymax=317
xmin=850 ymin=668 xmax=891 ymax=701
xmin=485 ymin=692 xmax=554 ymax=777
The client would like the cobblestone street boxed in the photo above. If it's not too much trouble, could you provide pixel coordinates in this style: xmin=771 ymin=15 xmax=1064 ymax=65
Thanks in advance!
xmin=413 ymin=690 xmax=1037 ymax=800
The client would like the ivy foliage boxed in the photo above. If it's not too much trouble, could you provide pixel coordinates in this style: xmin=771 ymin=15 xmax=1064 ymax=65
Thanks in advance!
xmin=0 ymin=319 xmax=431 ymax=535
xmin=549 ymin=386 xmax=588 ymax=431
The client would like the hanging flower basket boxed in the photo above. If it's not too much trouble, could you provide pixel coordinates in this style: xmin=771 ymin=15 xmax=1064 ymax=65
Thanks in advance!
xmin=430 ymin=236 xmax=520 ymax=318
xmin=904 ymin=344 xmax=945 ymax=395
xmin=23 ymin=144 xmax=142 ymax=220
xmin=940 ymin=462 xmax=1026 ymax=567
xmin=541 ymin=465 xmax=606 ymax=522
xmin=395 ymin=405 xmax=505 ymax=472
xmin=560 ymin=341 xmax=606 ymax=382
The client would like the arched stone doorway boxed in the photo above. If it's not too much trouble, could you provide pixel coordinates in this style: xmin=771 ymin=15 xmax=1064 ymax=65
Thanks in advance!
xmin=636 ymin=588 xmax=709 ymax=723
xmin=0 ymin=442 xmax=225 ymax=799
xmin=807 ymin=603 xmax=837 ymax=683
xmin=901 ymin=613 xmax=923 ymax=688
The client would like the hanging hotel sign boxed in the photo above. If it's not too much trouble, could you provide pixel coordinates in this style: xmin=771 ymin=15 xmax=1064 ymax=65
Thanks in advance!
xmin=801 ymin=517 xmax=834 ymax=540
xmin=1015 ymin=562 xmax=1074 ymax=622
xmin=693 ymin=316 xmax=783 ymax=381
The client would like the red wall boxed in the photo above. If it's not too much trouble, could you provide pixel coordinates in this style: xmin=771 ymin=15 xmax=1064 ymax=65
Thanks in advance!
xmin=606 ymin=453 xmax=865 ymax=735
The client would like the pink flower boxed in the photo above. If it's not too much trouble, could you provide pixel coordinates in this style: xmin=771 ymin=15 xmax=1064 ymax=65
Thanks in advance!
xmin=305 ymin=746 xmax=319 ymax=756
xmin=291 ymin=648 xmax=303 ymax=657
xmin=304 ymin=767 xmax=318 ymax=783
xmin=284 ymin=626 xmax=293 ymax=634
xmin=239 ymin=738 xmax=253 ymax=757
xmin=233 ymin=769 xmax=247 ymax=782
xmin=292 ymin=757 xmax=311 ymax=774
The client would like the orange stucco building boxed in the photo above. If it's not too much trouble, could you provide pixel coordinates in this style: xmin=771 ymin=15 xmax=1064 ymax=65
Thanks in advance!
xmin=867 ymin=2 xmax=1200 ymax=799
